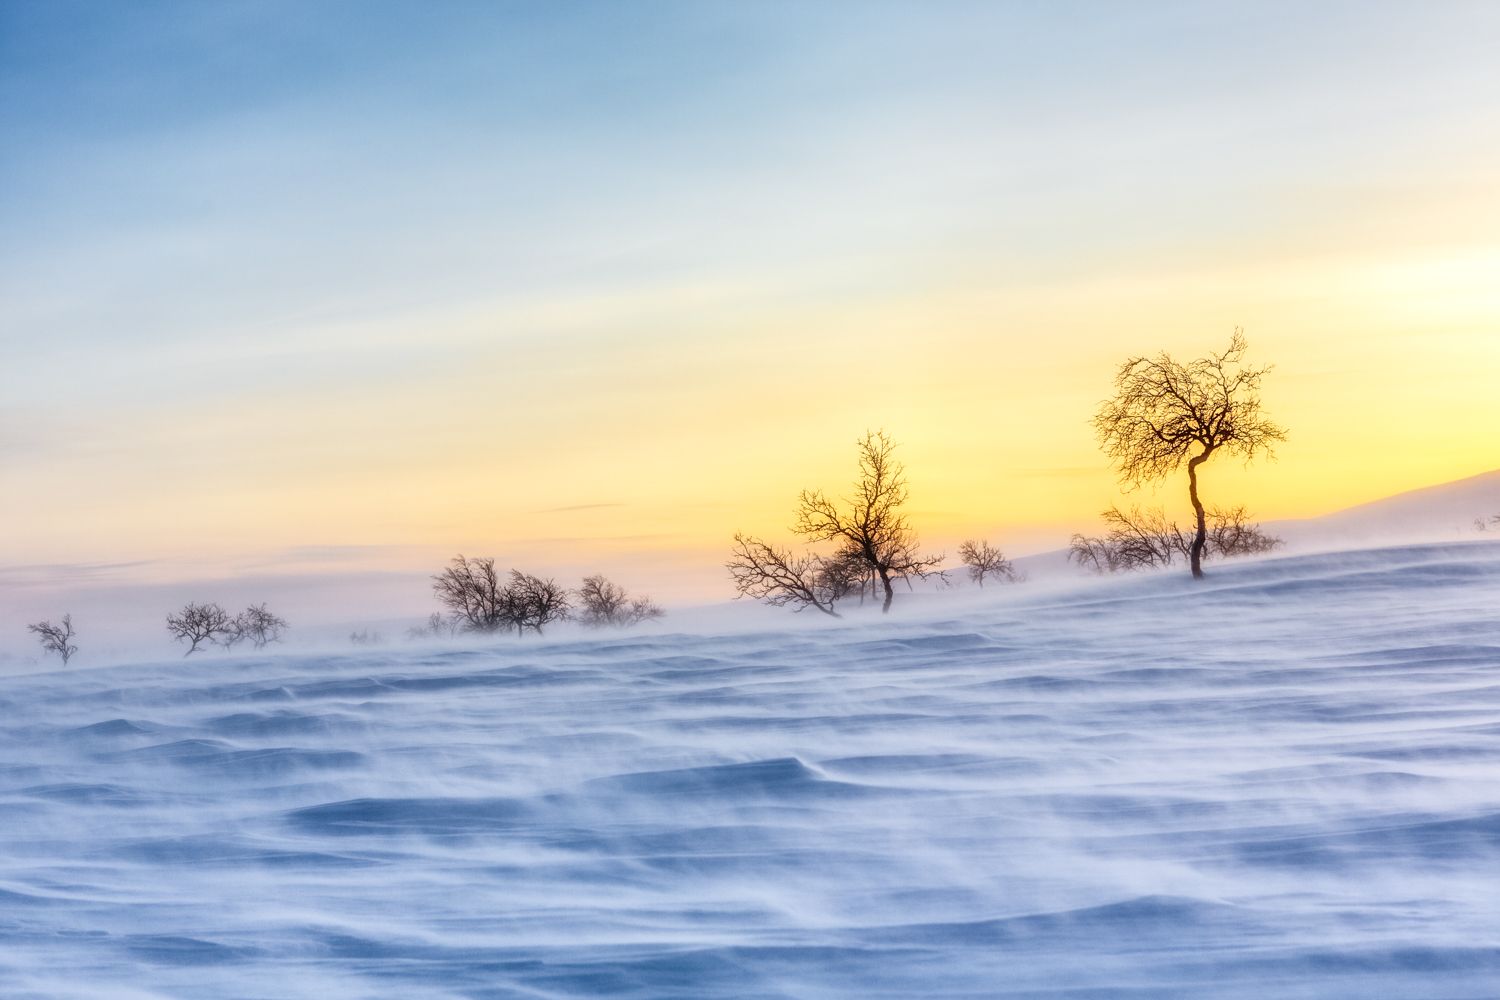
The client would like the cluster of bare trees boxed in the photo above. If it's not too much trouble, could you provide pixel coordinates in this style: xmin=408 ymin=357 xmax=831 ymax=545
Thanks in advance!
xmin=1070 ymin=504 xmax=1280 ymax=573
xmin=729 ymin=431 xmax=945 ymax=617
xmin=730 ymin=331 xmax=1288 ymax=612
xmin=429 ymin=557 xmax=663 ymax=636
xmin=576 ymin=575 xmax=666 ymax=628
xmin=18 ymin=331 xmax=1292 ymax=663
xmin=165 ymin=602 xmax=288 ymax=656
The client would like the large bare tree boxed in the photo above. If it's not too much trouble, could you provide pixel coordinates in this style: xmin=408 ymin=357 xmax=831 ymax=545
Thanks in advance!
xmin=1093 ymin=330 xmax=1285 ymax=579
xmin=793 ymin=430 xmax=943 ymax=612
xmin=729 ymin=432 xmax=942 ymax=616
xmin=27 ymin=614 xmax=77 ymax=666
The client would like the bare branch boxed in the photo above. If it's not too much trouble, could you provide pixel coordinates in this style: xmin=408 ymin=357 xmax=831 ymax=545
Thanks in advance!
xmin=727 ymin=533 xmax=841 ymax=617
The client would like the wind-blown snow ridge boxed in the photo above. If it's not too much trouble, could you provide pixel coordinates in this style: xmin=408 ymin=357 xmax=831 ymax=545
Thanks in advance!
xmin=2 ymin=542 xmax=1499 ymax=998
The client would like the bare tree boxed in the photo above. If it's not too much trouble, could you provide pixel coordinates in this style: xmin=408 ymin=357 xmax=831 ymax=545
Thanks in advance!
xmin=627 ymin=596 xmax=665 ymax=625
xmin=349 ymin=629 xmax=383 ymax=646
xmin=407 ymin=612 xmax=456 ymax=640
xmin=577 ymin=575 xmax=665 ymax=628
xmin=793 ymin=430 xmax=944 ymax=613
xmin=727 ymin=534 xmax=842 ymax=617
xmin=508 ymin=571 xmax=571 ymax=635
xmin=1070 ymin=505 xmax=1186 ymax=573
xmin=1070 ymin=504 xmax=1280 ymax=573
xmin=229 ymin=604 xmax=288 ymax=649
xmin=433 ymin=555 xmax=510 ymax=633
xmin=1093 ymin=330 xmax=1286 ymax=579
xmin=957 ymin=540 xmax=1020 ymax=587
xmin=27 ymin=614 xmax=77 ymax=666
xmin=167 ymin=602 xmax=232 ymax=656
xmin=432 ymin=556 xmax=574 ymax=636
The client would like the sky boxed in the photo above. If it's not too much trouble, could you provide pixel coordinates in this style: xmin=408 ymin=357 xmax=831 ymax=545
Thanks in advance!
xmin=4 ymin=0 xmax=1500 ymax=633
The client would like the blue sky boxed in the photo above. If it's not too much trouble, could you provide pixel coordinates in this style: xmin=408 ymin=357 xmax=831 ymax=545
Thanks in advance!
xmin=4 ymin=1 xmax=1500 ymax=627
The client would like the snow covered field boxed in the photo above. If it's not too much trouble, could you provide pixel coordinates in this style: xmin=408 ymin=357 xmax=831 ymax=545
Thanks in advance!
xmin=2 ymin=541 xmax=1499 ymax=999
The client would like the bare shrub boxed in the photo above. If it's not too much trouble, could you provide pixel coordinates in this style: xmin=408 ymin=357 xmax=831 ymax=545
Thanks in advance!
xmin=407 ymin=612 xmax=456 ymax=640
xmin=27 ymin=614 xmax=77 ymax=666
xmin=1207 ymin=504 xmax=1283 ymax=558
xmin=1071 ymin=504 xmax=1281 ymax=573
xmin=577 ymin=575 xmax=665 ymax=628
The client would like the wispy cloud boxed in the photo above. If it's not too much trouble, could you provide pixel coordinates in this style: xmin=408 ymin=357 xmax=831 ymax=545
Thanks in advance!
xmin=535 ymin=503 xmax=627 ymax=514
xmin=0 ymin=560 xmax=156 ymax=588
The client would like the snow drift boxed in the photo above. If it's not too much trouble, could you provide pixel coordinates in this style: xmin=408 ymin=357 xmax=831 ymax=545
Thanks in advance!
xmin=1 ymin=541 xmax=1498 ymax=998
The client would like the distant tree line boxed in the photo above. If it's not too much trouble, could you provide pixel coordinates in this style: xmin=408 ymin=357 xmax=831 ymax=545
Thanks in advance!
xmin=19 ymin=330 xmax=1295 ymax=659
xmin=428 ymin=559 xmax=664 ymax=636
xmin=165 ymin=602 xmax=289 ymax=656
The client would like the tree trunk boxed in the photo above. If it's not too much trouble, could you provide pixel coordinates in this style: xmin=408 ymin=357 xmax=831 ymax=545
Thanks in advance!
xmin=877 ymin=566 xmax=895 ymax=613
xmin=1187 ymin=452 xmax=1209 ymax=579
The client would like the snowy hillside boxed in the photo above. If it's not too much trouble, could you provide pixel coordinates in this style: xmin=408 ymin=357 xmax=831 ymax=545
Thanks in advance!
xmin=2 ymin=542 xmax=1499 ymax=998
xmin=1270 ymin=468 xmax=1500 ymax=549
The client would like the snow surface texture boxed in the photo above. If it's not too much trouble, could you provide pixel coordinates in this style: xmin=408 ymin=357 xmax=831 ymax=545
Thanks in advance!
xmin=2 ymin=542 xmax=1499 ymax=999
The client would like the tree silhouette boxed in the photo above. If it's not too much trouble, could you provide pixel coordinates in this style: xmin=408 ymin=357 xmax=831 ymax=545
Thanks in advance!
xmin=577 ymin=575 xmax=665 ymax=628
xmin=432 ymin=556 xmax=572 ymax=635
xmin=957 ymin=540 xmax=1019 ymax=587
xmin=229 ymin=604 xmax=288 ymax=650
xmin=729 ymin=432 xmax=942 ymax=616
xmin=792 ymin=430 xmax=943 ymax=612
xmin=727 ymin=534 xmax=843 ymax=617
xmin=167 ymin=602 xmax=232 ymax=656
xmin=27 ymin=614 xmax=77 ymax=666
xmin=1093 ymin=330 xmax=1285 ymax=578
xmin=1070 ymin=503 xmax=1280 ymax=573
xmin=507 ymin=571 xmax=571 ymax=635
xmin=433 ymin=555 xmax=509 ymax=633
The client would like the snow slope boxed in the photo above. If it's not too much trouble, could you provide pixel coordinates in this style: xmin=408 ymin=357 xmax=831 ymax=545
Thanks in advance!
xmin=2 ymin=542 xmax=1499 ymax=998
xmin=1268 ymin=468 xmax=1500 ymax=549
